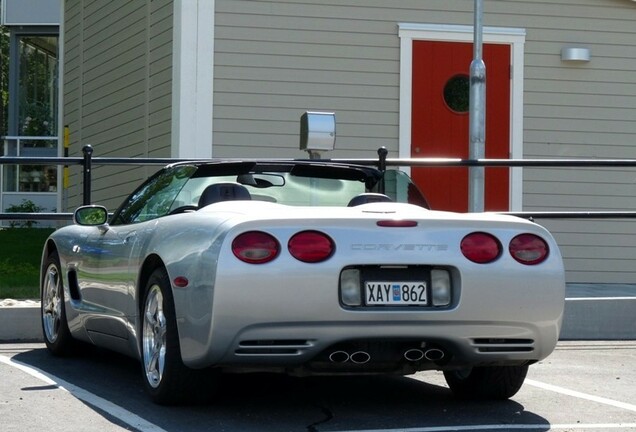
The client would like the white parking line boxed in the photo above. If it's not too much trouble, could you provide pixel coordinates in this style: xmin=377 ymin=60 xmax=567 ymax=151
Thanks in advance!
xmin=3 ymin=353 xmax=635 ymax=432
xmin=525 ymin=378 xmax=636 ymax=413
xmin=0 ymin=355 xmax=166 ymax=432
xmin=332 ymin=376 xmax=636 ymax=432
xmin=330 ymin=425 xmax=636 ymax=431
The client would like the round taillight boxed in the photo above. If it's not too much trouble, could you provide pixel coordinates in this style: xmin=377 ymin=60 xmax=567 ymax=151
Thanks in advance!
xmin=288 ymin=231 xmax=335 ymax=263
xmin=232 ymin=231 xmax=280 ymax=264
xmin=509 ymin=234 xmax=549 ymax=265
xmin=461 ymin=232 xmax=502 ymax=264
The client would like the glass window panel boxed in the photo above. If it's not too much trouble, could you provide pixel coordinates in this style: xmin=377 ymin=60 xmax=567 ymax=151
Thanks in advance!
xmin=1 ymin=33 xmax=59 ymax=193
xmin=0 ymin=26 xmax=9 ymax=137
xmin=443 ymin=74 xmax=470 ymax=113
xmin=18 ymin=139 xmax=57 ymax=192
xmin=18 ymin=35 xmax=58 ymax=137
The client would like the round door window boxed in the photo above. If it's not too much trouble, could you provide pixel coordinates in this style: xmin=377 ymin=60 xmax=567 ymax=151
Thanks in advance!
xmin=443 ymin=74 xmax=470 ymax=113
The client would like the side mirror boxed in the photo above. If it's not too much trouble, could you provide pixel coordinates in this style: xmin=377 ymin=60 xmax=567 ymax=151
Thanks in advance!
xmin=74 ymin=205 xmax=108 ymax=226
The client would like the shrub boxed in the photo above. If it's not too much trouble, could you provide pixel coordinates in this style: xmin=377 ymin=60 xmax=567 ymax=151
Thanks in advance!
xmin=5 ymin=199 xmax=44 ymax=228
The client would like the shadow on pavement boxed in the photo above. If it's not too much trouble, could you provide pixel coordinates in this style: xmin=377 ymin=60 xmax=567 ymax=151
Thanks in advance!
xmin=14 ymin=346 xmax=551 ymax=432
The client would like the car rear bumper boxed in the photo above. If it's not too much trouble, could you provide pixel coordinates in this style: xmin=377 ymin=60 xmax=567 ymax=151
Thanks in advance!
xmin=188 ymin=319 xmax=559 ymax=374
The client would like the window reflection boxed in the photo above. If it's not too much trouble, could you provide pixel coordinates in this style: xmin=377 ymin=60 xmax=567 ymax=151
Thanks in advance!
xmin=18 ymin=35 xmax=58 ymax=137
xmin=1 ymin=31 xmax=58 ymax=195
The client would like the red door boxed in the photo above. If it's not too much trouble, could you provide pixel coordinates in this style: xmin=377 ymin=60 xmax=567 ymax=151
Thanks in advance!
xmin=411 ymin=40 xmax=510 ymax=212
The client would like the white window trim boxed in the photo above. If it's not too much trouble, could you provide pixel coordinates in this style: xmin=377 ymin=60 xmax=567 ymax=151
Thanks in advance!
xmin=172 ymin=0 xmax=215 ymax=158
xmin=398 ymin=23 xmax=525 ymax=211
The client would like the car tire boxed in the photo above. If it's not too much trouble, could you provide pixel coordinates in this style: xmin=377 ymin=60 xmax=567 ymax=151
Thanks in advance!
xmin=41 ymin=251 xmax=76 ymax=356
xmin=40 ymin=252 xmax=76 ymax=356
xmin=141 ymin=267 xmax=217 ymax=405
xmin=443 ymin=364 xmax=529 ymax=400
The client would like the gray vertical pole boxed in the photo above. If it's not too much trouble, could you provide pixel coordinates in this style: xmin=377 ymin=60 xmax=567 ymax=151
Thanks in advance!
xmin=469 ymin=0 xmax=486 ymax=212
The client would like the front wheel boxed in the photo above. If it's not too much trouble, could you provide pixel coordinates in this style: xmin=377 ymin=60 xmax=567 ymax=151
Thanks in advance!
xmin=443 ymin=364 xmax=529 ymax=400
xmin=41 ymin=251 xmax=75 ymax=356
xmin=141 ymin=267 xmax=218 ymax=405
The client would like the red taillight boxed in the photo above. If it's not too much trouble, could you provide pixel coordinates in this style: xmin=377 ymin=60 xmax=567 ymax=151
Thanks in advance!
xmin=461 ymin=232 xmax=502 ymax=264
xmin=232 ymin=231 xmax=280 ymax=264
xmin=509 ymin=234 xmax=549 ymax=265
xmin=288 ymin=230 xmax=334 ymax=263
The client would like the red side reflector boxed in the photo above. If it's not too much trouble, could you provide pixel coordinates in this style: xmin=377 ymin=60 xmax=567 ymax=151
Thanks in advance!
xmin=288 ymin=230 xmax=335 ymax=263
xmin=460 ymin=232 xmax=502 ymax=264
xmin=509 ymin=234 xmax=549 ymax=265
xmin=173 ymin=277 xmax=189 ymax=288
xmin=376 ymin=220 xmax=418 ymax=227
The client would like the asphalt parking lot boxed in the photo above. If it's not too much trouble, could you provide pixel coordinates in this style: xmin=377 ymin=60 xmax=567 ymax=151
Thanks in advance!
xmin=1 ymin=341 xmax=635 ymax=432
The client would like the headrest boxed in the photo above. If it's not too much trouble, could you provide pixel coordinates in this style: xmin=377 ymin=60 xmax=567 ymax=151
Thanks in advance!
xmin=198 ymin=182 xmax=251 ymax=208
xmin=347 ymin=193 xmax=393 ymax=207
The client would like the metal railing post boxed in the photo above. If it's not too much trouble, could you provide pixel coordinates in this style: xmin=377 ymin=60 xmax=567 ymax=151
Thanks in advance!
xmin=82 ymin=145 xmax=93 ymax=205
xmin=377 ymin=146 xmax=388 ymax=194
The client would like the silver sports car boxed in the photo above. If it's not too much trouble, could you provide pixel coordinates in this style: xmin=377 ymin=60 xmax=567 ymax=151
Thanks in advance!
xmin=40 ymin=160 xmax=565 ymax=404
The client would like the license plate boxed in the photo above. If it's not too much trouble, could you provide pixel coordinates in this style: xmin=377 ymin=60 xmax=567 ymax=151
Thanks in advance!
xmin=365 ymin=281 xmax=428 ymax=306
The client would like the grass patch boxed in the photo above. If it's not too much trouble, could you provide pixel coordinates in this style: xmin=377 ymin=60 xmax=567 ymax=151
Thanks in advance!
xmin=0 ymin=228 xmax=54 ymax=299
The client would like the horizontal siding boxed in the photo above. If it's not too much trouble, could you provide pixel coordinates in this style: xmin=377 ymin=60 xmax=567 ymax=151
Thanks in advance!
xmin=63 ymin=0 xmax=173 ymax=210
xmin=62 ymin=0 xmax=636 ymax=283
xmin=537 ymin=219 xmax=636 ymax=283
xmin=148 ymin=0 xmax=173 ymax=160
xmin=213 ymin=0 xmax=424 ymax=157
xmin=516 ymin=0 xmax=636 ymax=284
xmin=213 ymin=0 xmax=636 ymax=284
xmin=520 ymin=1 xmax=636 ymax=284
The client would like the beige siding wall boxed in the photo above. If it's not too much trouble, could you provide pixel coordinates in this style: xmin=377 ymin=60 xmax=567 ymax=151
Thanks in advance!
xmin=63 ymin=0 xmax=173 ymax=211
xmin=213 ymin=0 xmax=636 ymax=284
xmin=63 ymin=0 xmax=636 ymax=284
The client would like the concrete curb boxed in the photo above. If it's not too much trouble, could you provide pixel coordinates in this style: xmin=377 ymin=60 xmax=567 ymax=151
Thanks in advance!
xmin=1 ymin=297 xmax=635 ymax=342
xmin=1 ymin=304 xmax=42 ymax=342
xmin=559 ymin=297 xmax=636 ymax=340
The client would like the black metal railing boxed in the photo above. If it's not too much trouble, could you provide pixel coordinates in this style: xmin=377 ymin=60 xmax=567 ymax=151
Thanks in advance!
xmin=3 ymin=145 xmax=636 ymax=222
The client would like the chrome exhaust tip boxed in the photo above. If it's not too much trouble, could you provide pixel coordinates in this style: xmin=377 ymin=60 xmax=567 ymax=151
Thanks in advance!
xmin=403 ymin=348 xmax=425 ymax=362
xmin=350 ymin=351 xmax=371 ymax=364
xmin=328 ymin=350 xmax=350 ymax=363
xmin=424 ymin=348 xmax=445 ymax=361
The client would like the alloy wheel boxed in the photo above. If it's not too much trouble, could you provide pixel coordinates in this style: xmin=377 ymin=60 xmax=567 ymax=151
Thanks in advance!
xmin=42 ymin=264 xmax=61 ymax=343
xmin=143 ymin=284 xmax=167 ymax=389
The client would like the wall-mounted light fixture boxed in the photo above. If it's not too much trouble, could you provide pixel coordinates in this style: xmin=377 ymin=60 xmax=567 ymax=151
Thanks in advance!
xmin=561 ymin=47 xmax=591 ymax=62
xmin=300 ymin=112 xmax=336 ymax=159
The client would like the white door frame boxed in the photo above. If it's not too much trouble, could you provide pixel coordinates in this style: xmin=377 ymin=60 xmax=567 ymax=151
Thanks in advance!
xmin=398 ymin=23 xmax=525 ymax=211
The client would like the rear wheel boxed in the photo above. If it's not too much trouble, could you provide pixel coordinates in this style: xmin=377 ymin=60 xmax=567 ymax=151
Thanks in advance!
xmin=443 ymin=364 xmax=529 ymax=400
xmin=41 ymin=251 xmax=75 ymax=356
xmin=141 ymin=267 xmax=218 ymax=404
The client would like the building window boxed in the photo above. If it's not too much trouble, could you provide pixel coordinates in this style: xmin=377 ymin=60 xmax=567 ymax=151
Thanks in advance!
xmin=1 ymin=26 xmax=8 ymax=138
xmin=1 ymin=27 xmax=58 ymax=195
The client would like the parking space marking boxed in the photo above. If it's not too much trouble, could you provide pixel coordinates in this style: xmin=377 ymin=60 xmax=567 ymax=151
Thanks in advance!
xmin=0 ymin=355 xmax=166 ymax=432
xmin=525 ymin=378 xmax=636 ymax=413
xmin=332 ymin=425 xmax=636 ymax=431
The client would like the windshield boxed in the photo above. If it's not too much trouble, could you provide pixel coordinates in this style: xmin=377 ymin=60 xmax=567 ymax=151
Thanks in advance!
xmin=110 ymin=162 xmax=429 ymax=225
xmin=174 ymin=173 xmax=366 ymax=208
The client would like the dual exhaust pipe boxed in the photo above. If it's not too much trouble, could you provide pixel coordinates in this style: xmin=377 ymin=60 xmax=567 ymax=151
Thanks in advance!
xmin=329 ymin=350 xmax=371 ymax=364
xmin=328 ymin=347 xmax=445 ymax=364
xmin=403 ymin=347 xmax=445 ymax=362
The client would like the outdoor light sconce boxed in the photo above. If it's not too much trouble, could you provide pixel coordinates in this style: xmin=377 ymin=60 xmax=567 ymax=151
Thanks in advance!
xmin=561 ymin=47 xmax=591 ymax=62
xmin=300 ymin=111 xmax=336 ymax=159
